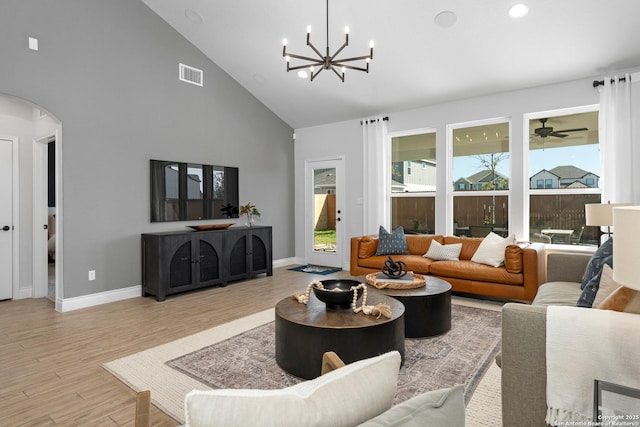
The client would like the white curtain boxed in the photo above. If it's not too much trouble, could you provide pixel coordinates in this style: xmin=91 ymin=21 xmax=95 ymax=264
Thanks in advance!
xmin=362 ymin=117 xmax=389 ymax=235
xmin=599 ymin=74 xmax=637 ymax=204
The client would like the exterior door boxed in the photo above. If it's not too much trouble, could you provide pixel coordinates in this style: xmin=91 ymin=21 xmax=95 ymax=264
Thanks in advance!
xmin=0 ymin=139 xmax=14 ymax=300
xmin=306 ymin=158 xmax=344 ymax=269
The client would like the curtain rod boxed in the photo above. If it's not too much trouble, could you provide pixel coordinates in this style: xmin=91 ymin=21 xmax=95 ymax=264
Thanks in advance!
xmin=592 ymin=76 xmax=628 ymax=87
xmin=360 ymin=116 xmax=389 ymax=125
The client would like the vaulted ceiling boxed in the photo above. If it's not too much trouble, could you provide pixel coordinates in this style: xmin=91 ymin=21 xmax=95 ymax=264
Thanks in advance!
xmin=142 ymin=0 xmax=640 ymax=129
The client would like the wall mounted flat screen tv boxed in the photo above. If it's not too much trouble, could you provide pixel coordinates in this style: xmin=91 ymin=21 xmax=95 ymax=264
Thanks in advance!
xmin=150 ymin=159 xmax=239 ymax=222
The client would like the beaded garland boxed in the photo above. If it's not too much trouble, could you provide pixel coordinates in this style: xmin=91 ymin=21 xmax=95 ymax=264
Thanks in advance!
xmin=292 ymin=280 xmax=392 ymax=319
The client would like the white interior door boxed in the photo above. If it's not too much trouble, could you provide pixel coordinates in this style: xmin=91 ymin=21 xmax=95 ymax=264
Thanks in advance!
xmin=306 ymin=158 xmax=345 ymax=269
xmin=0 ymin=139 xmax=14 ymax=300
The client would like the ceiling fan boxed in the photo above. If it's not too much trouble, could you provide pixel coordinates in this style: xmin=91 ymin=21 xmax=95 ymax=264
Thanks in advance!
xmin=532 ymin=118 xmax=588 ymax=139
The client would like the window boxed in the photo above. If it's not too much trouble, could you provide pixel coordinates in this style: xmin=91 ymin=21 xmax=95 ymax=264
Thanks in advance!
xmin=536 ymin=179 xmax=544 ymax=188
xmin=528 ymin=110 xmax=600 ymax=246
xmin=390 ymin=131 xmax=436 ymax=234
xmin=452 ymin=120 xmax=510 ymax=238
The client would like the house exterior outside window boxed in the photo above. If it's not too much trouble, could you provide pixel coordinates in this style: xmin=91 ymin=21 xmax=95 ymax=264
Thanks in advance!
xmin=390 ymin=131 xmax=437 ymax=234
xmin=528 ymin=110 xmax=601 ymax=246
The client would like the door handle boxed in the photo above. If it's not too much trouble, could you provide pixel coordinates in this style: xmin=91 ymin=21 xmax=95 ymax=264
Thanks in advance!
xmin=2 ymin=225 xmax=10 ymax=231
xmin=336 ymin=218 xmax=341 ymax=222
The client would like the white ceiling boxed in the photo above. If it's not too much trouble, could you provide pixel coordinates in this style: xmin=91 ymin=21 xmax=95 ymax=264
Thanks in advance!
xmin=142 ymin=0 xmax=640 ymax=129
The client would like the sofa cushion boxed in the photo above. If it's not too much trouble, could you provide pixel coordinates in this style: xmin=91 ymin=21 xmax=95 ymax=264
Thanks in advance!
xmin=443 ymin=236 xmax=483 ymax=260
xmin=504 ymin=245 xmax=523 ymax=274
xmin=429 ymin=260 xmax=523 ymax=285
xmin=359 ymin=255 xmax=437 ymax=275
xmin=184 ymin=351 xmax=401 ymax=427
xmin=376 ymin=226 xmax=409 ymax=255
xmin=470 ymin=232 xmax=516 ymax=267
xmin=577 ymin=254 xmax=613 ymax=307
xmin=532 ymin=281 xmax=583 ymax=306
xmin=405 ymin=234 xmax=444 ymax=256
xmin=580 ymin=237 xmax=612 ymax=290
xmin=359 ymin=236 xmax=378 ymax=258
xmin=357 ymin=385 xmax=465 ymax=427
xmin=423 ymin=240 xmax=462 ymax=261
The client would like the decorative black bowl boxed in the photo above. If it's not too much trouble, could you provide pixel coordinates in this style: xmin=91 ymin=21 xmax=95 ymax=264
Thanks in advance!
xmin=313 ymin=279 xmax=362 ymax=310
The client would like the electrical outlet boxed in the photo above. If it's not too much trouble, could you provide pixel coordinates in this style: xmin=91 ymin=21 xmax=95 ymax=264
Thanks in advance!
xmin=89 ymin=270 xmax=96 ymax=281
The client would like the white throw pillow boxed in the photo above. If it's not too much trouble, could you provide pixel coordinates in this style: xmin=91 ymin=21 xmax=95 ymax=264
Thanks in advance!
xmin=593 ymin=264 xmax=620 ymax=307
xmin=470 ymin=232 xmax=515 ymax=267
xmin=424 ymin=240 xmax=462 ymax=261
xmin=184 ymin=351 xmax=401 ymax=427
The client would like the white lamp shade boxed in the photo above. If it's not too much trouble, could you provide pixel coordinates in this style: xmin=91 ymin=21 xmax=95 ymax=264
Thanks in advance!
xmin=585 ymin=203 xmax=632 ymax=226
xmin=612 ymin=206 xmax=640 ymax=291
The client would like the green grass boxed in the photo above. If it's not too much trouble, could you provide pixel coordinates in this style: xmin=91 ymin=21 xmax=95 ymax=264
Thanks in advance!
xmin=314 ymin=229 xmax=336 ymax=245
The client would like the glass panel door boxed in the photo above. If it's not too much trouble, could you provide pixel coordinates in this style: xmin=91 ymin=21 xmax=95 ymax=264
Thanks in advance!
xmin=307 ymin=159 xmax=343 ymax=268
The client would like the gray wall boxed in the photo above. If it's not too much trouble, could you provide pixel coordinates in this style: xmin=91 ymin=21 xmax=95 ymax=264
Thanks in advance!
xmin=294 ymin=72 xmax=640 ymax=268
xmin=0 ymin=0 xmax=294 ymax=299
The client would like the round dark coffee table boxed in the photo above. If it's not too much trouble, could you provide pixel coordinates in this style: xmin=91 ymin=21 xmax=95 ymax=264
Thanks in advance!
xmin=377 ymin=276 xmax=452 ymax=338
xmin=275 ymin=289 xmax=405 ymax=380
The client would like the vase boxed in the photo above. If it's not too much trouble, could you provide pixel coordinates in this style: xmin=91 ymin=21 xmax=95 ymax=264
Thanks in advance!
xmin=245 ymin=214 xmax=254 ymax=227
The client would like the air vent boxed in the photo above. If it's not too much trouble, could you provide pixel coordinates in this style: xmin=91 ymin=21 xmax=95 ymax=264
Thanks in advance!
xmin=179 ymin=63 xmax=203 ymax=86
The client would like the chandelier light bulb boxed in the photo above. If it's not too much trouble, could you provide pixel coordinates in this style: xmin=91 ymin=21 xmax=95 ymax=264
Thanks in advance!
xmin=307 ymin=25 xmax=312 ymax=33
xmin=366 ymin=58 xmax=370 ymax=63
xmin=310 ymin=66 xmax=315 ymax=72
xmin=344 ymin=26 xmax=350 ymax=34
xmin=341 ymin=66 xmax=346 ymax=73
xmin=369 ymin=40 xmax=375 ymax=48
xmin=283 ymin=38 xmax=288 ymax=46
xmin=285 ymin=55 xmax=290 ymax=62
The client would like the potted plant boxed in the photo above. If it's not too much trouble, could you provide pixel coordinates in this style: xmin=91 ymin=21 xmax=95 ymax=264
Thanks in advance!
xmin=239 ymin=202 xmax=260 ymax=227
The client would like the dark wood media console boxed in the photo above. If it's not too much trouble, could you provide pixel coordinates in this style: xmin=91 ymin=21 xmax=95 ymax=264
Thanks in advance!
xmin=141 ymin=225 xmax=272 ymax=301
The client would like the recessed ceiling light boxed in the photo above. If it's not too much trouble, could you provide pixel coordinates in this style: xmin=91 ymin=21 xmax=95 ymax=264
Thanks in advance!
xmin=434 ymin=11 xmax=457 ymax=28
xmin=297 ymin=71 xmax=308 ymax=79
xmin=185 ymin=9 xmax=203 ymax=24
xmin=509 ymin=4 xmax=529 ymax=18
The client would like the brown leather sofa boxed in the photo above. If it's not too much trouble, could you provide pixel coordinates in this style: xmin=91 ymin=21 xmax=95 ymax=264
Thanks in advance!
xmin=350 ymin=234 xmax=543 ymax=302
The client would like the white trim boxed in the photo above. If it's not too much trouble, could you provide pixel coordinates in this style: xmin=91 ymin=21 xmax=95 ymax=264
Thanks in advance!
xmin=32 ymin=138 xmax=48 ymax=298
xmin=273 ymin=257 xmax=296 ymax=268
xmin=0 ymin=135 xmax=20 ymax=300
xmin=56 ymin=285 xmax=141 ymax=312
xmin=53 ymin=127 xmax=63 ymax=301
xmin=17 ymin=287 xmax=33 ymax=299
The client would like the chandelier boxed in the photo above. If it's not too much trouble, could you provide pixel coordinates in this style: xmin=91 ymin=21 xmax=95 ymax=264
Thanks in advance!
xmin=282 ymin=0 xmax=374 ymax=82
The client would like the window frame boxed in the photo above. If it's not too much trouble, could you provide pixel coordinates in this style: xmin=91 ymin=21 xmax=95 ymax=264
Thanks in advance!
xmin=447 ymin=116 xmax=512 ymax=236
xmin=522 ymin=105 xmax=600 ymax=243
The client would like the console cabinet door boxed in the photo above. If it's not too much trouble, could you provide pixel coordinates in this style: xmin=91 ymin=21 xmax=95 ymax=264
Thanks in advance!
xmin=249 ymin=227 xmax=273 ymax=277
xmin=142 ymin=231 xmax=223 ymax=301
xmin=224 ymin=229 xmax=251 ymax=282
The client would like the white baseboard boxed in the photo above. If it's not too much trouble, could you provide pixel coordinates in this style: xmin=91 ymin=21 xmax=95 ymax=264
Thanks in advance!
xmin=56 ymin=285 xmax=141 ymax=312
xmin=273 ymin=257 xmax=296 ymax=268
xmin=53 ymin=258 xmax=314 ymax=313
xmin=16 ymin=287 xmax=33 ymax=300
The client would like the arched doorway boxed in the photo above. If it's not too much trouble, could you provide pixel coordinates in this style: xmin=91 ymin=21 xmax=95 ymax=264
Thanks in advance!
xmin=0 ymin=94 xmax=62 ymax=304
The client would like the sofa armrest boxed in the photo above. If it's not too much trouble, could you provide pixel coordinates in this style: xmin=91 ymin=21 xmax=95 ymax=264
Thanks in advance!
xmin=546 ymin=252 xmax=591 ymax=283
xmin=521 ymin=243 xmax=544 ymax=302
xmin=501 ymin=303 xmax=548 ymax=427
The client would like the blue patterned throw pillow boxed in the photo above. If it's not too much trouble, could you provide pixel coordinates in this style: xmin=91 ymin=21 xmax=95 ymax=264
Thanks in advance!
xmin=375 ymin=226 xmax=409 ymax=256
xmin=580 ymin=238 xmax=613 ymax=290
xmin=577 ymin=254 xmax=612 ymax=308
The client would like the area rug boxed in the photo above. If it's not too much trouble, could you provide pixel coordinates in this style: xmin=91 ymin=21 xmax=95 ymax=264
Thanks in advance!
xmin=287 ymin=264 xmax=342 ymax=275
xmin=167 ymin=304 xmax=500 ymax=406
xmin=104 ymin=302 xmax=501 ymax=424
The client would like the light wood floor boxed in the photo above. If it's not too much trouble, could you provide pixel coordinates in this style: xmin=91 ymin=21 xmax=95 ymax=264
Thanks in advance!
xmin=1 ymin=266 xmax=354 ymax=426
